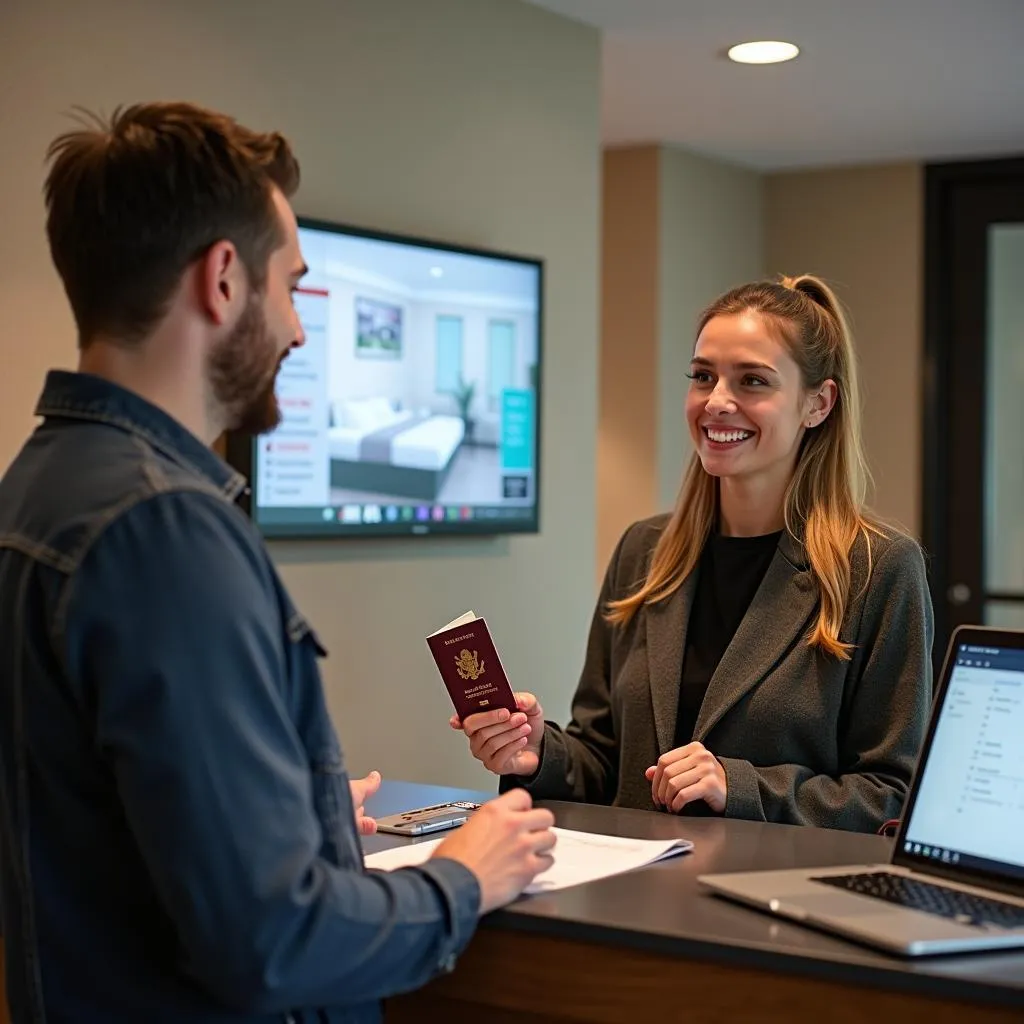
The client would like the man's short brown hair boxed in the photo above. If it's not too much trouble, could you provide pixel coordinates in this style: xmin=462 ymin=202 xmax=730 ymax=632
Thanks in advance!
xmin=44 ymin=101 xmax=300 ymax=347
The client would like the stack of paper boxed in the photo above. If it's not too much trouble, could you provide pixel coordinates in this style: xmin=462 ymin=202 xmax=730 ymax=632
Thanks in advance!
xmin=364 ymin=827 xmax=693 ymax=894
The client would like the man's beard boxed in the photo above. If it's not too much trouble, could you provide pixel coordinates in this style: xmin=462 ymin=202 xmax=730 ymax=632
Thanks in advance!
xmin=208 ymin=294 xmax=284 ymax=436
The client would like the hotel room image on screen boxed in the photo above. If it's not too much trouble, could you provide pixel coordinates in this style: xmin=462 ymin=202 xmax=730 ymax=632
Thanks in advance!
xmin=237 ymin=218 xmax=543 ymax=538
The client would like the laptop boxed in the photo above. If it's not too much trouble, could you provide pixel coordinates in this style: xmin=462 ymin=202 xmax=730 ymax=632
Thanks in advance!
xmin=698 ymin=625 xmax=1024 ymax=956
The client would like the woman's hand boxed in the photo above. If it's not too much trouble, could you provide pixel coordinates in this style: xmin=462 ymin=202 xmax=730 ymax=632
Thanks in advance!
xmin=450 ymin=692 xmax=545 ymax=776
xmin=646 ymin=742 xmax=727 ymax=813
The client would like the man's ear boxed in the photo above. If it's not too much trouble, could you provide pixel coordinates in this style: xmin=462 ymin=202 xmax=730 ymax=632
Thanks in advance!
xmin=197 ymin=241 xmax=242 ymax=326
xmin=805 ymin=378 xmax=838 ymax=428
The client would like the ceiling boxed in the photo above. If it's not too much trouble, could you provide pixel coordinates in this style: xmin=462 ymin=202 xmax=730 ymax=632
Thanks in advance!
xmin=524 ymin=0 xmax=1024 ymax=170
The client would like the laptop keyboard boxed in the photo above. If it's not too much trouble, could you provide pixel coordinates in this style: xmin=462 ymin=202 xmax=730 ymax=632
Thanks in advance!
xmin=810 ymin=872 xmax=1024 ymax=930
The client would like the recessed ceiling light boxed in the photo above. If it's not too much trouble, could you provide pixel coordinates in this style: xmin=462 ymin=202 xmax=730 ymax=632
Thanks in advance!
xmin=727 ymin=40 xmax=799 ymax=65
xmin=429 ymin=266 xmax=444 ymax=278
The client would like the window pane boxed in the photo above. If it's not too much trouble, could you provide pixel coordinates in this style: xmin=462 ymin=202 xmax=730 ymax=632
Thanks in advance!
xmin=985 ymin=601 xmax=1024 ymax=630
xmin=436 ymin=316 xmax=463 ymax=394
xmin=488 ymin=320 xmax=516 ymax=404
xmin=985 ymin=225 xmax=1024 ymax=592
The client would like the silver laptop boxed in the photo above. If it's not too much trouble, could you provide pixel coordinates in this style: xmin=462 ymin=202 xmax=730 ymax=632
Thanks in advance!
xmin=698 ymin=625 xmax=1024 ymax=956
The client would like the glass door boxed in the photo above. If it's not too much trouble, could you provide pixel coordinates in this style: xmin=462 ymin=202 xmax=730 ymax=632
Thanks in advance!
xmin=985 ymin=224 xmax=1024 ymax=630
xmin=925 ymin=157 xmax=1024 ymax=665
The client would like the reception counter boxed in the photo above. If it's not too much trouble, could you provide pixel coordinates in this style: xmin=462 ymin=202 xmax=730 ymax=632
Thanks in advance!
xmin=364 ymin=781 xmax=1024 ymax=1023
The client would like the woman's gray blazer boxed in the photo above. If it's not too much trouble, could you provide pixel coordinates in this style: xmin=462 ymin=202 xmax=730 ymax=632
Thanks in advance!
xmin=507 ymin=514 xmax=934 ymax=833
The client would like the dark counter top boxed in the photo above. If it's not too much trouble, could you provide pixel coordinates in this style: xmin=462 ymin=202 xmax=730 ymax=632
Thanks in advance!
xmin=364 ymin=780 xmax=1024 ymax=1010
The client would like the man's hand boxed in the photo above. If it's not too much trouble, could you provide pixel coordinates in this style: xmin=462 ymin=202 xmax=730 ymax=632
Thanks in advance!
xmin=645 ymin=742 xmax=727 ymax=813
xmin=432 ymin=789 xmax=556 ymax=913
xmin=349 ymin=770 xmax=382 ymax=835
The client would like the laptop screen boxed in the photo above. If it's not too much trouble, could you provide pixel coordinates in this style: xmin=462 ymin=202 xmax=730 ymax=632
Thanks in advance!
xmin=901 ymin=639 xmax=1024 ymax=884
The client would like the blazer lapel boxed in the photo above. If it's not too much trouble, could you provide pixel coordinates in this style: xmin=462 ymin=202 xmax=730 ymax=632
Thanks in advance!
xmin=693 ymin=531 xmax=818 ymax=741
xmin=645 ymin=570 xmax=697 ymax=755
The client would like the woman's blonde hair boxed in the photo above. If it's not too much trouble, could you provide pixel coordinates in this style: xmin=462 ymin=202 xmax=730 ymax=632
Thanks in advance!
xmin=606 ymin=274 xmax=878 ymax=660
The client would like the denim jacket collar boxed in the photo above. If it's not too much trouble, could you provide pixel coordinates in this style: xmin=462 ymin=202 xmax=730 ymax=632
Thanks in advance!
xmin=36 ymin=370 xmax=246 ymax=501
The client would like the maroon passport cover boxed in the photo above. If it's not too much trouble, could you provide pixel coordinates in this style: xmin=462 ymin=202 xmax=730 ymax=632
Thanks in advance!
xmin=426 ymin=615 xmax=518 ymax=721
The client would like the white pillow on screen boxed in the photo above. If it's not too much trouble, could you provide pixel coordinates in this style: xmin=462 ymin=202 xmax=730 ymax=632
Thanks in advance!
xmin=343 ymin=397 xmax=397 ymax=431
xmin=366 ymin=397 xmax=396 ymax=424
xmin=342 ymin=400 xmax=371 ymax=431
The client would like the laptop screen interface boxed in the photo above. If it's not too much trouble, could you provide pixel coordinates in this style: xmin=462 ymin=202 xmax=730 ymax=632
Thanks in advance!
xmin=902 ymin=642 xmax=1024 ymax=884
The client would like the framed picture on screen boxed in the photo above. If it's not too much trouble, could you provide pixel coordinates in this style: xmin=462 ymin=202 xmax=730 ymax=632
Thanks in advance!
xmin=355 ymin=296 xmax=403 ymax=359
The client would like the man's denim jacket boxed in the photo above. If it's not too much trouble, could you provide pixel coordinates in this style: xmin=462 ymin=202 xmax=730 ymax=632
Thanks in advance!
xmin=0 ymin=371 xmax=479 ymax=1023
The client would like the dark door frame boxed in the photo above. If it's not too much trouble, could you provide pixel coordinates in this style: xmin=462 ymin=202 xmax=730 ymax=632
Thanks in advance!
xmin=923 ymin=155 xmax=1024 ymax=661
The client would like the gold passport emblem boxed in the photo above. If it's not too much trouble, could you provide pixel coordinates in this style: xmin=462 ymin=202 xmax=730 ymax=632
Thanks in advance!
xmin=454 ymin=648 xmax=485 ymax=681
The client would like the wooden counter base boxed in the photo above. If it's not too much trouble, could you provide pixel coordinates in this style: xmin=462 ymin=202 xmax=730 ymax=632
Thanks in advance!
xmin=385 ymin=928 xmax=1022 ymax=1024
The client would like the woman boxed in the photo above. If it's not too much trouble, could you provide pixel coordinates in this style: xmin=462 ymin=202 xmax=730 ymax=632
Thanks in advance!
xmin=453 ymin=275 xmax=934 ymax=833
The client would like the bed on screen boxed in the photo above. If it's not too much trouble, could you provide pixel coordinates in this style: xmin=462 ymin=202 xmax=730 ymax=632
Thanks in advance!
xmin=327 ymin=397 xmax=464 ymax=501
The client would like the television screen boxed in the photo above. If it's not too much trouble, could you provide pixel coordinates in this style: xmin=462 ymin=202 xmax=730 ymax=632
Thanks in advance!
xmin=228 ymin=218 xmax=543 ymax=538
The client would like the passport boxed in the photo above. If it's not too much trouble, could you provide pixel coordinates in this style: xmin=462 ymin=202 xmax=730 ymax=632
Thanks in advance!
xmin=427 ymin=610 xmax=518 ymax=721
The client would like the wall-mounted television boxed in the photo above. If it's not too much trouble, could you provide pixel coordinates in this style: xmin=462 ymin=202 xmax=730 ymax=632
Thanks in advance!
xmin=227 ymin=217 xmax=543 ymax=538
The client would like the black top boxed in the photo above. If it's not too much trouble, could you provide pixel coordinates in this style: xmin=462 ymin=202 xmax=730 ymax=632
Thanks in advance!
xmin=673 ymin=530 xmax=782 ymax=753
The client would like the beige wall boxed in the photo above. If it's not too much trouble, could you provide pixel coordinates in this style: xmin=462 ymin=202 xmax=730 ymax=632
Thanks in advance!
xmin=0 ymin=0 xmax=601 ymax=788
xmin=598 ymin=147 xmax=660 ymax=575
xmin=765 ymin=164 xmax=924 ymax=535
xmin=657 ymin=146 xmax=764 ymax=509
xmin=600 ymin=153 xmax=924 ymax=554
xmin=597 ymin=144 xmax=763 ymax=573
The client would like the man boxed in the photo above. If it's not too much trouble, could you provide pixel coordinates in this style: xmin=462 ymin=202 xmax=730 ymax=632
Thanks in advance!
xmin=0 ymin=102 xmax=556 ymax=1023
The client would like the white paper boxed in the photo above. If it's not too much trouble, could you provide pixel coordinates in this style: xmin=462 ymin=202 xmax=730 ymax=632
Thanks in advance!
xmin=428 ymin=610 xmax=477 ymax=637
xmin=364 ymin=826 xmax=693 ymax=893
